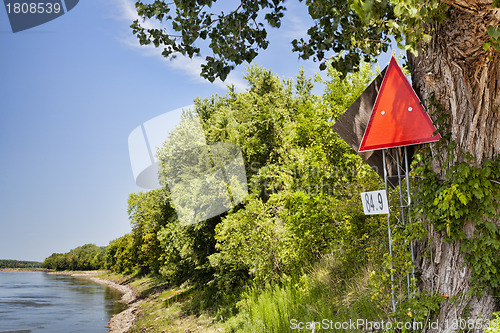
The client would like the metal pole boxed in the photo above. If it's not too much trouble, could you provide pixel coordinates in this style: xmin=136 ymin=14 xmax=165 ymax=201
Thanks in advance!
xmin=396 ymin=148 xmax=411 ymax=293
xmin=404 ymin=146 xmax=416 ymax=279
xmin=383 ymin=149 xmax=397 ymax=312
xmin=396 ymin=148 xmax=406 ymax=226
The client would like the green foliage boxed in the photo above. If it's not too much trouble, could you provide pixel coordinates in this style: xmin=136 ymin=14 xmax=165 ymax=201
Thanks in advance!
xmin=0 ymin=259 xmax=43 ymax=269
xmin=129 ymin=0 xmax=457 ymax=81
xmin=211 ymin=195 xmax=286 ymax=285
xmin=198 ymin=64 xmax=297 ymax=173
xmin=413 ymin=153 xmax=500 ymax=293
xmin=131 ymin=0 xmax=284 ymax=81
xmin=43 ymin=243 xmax=106 ymax=271
xmin=128 ymin=189 xmax=176 ymax=275
xmin=485 ymin=25 xmax=500 ymax=51
xmin=156 ymin=109 xmax=247 ymax=226
xmin=224 ymin=254 xmax=383 ymax=333
xmin=201 ymin=65 xmax=385 ymax=291
xmin=156 ymin=216 xmax=219 ymax=286
xmin=322 ymin=61 xmax=378 ymax=122
xmin=105 ymin=234 xmax=135 ymax=273
xmin=404 ymin=94 xmax=500 ymax=299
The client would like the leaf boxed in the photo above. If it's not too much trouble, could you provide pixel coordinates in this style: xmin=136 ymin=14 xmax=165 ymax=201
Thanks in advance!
xmin=487 ymin=25 xmax=500 ymax=40
xmin=485 ymin=221 xmax=498 ymax=234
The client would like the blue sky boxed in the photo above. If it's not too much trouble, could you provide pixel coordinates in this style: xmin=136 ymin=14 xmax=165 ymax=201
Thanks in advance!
xmin=0 ymin=0 xmax=392 ymax=261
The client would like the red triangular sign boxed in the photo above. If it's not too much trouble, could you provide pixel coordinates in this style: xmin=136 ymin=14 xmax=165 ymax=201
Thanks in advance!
xmin=358 ymin=57 xmax=441 ymax=152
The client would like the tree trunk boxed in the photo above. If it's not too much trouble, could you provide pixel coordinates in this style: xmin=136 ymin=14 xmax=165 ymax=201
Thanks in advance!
xmin=409 ymin=1 xmax=499 ymax=332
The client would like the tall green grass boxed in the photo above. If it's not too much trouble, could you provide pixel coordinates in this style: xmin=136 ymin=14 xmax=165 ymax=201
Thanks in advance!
xmin=225 ymin=254 xmax=384 ymax=332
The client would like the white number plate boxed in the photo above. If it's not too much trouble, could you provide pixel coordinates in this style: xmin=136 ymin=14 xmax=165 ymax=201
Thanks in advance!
xmin=361 ymin=190 xmax=389 ymax=215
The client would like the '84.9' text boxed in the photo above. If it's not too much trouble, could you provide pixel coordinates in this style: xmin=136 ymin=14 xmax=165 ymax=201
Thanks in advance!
xmin=361 ymin=190 xmax=389 ymax=215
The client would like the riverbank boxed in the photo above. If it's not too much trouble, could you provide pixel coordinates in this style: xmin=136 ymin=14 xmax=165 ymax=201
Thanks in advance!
xmin=47 ymin=270 xmax=141 ymax=333
xmin=111 ymin=275 xmax=225 ymax=333
xmin=0 ymin=267 xmax=50 ymax=272
xmin=33 ymin=270 xmax=224 ymax=332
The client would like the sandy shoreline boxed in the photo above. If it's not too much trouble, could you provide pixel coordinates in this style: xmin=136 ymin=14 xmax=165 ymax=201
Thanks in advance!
xmin=48 ymin=271 xmax=141 ymax=333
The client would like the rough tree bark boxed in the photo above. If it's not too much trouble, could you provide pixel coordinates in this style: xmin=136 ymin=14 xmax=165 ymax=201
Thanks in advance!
xmin=409 ymin=1 xmax=499 ymax=332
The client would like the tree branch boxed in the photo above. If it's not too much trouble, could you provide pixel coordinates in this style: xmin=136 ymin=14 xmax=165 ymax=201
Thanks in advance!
xmin=196 ymin=0 xmax=247 ymax=32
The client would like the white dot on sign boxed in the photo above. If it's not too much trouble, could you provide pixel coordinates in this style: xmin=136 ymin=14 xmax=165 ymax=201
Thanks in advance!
xmin=381 ymin=111 xmax=385 ymax=115
xmin=408 ymin=107 xmax=413 ymax=111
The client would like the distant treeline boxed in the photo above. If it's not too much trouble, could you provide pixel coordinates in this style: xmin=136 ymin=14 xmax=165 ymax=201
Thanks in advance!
xmin=0 ymin=259 xmax=43 ymax=269
xmin=43 ymin=244 xmax=106 ymax=271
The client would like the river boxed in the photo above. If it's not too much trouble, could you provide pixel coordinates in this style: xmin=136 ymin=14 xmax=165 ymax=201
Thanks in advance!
xmin=0 ymin=271 xmax=127 ymax=333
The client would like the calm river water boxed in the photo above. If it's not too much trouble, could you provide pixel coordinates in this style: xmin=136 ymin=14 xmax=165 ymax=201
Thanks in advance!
xmin=0 ymin=271 xmax=127 ymax=333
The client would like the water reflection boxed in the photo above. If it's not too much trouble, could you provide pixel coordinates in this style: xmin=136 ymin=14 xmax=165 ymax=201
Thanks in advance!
xmin=103 ymin=285 xmax=128 ymax=318
xmin=0 ymin=271 xmax=127 ymax=333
